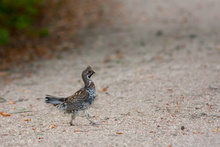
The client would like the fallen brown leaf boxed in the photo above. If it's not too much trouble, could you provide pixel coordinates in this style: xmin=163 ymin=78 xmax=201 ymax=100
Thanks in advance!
xmin=168 ymin=89 xmax=173 ymax=91
xmin=155 ymin=56 xmax=163 ymax=60
xmin=0 ymin=72 xmax=9 ymax=77
xmin=103 ymin=50 xmax=123 ymax=63
xmin=32 ymin=128 xmax=37 ymax=130
xmin=147 ymin=75 xmax=154 ymax=78
xmin=116 ymin=132 xmax=123 ymax=134
xmin=0 ymin=112 xmax=11 ymax=117
xmin=7 ymin=101 xmax=16 ymax=105
xmin=74 ymin=130 xmax=81 ymax=132
xmin=49 ymin=125 xmax=56 ymax=129
xmin=26 ymin=73 xmax=32 ymax=78
xmin=99 ymin=86 xmax=109 ymax=93
xmin=193 ymin=132 xmax=197 ymax=134
xmin=180 ymin=96 xmax=184 ymax=100
xmin=23 ymin=90 xmax=31 ymax=93
xmin=167 ymin=120 xmax=172 ymax=123
xmin=212 ymin=128 xmax=218 ymax=133
xmin=136 ymin=68 xmax=143 ymax=72
xmin=117 ymin=53 xmax=123 ymax=59
xmin=24 ymin=119 xmax=31 ymax=121
xmin=198 ymin=132 xmax=204 ymax=134
xmin=216 ymin=46 xmax=220 ymax=50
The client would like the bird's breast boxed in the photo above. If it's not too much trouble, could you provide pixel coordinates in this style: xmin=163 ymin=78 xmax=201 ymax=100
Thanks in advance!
xmin=86 ymin=88 xmax=96 ymax=104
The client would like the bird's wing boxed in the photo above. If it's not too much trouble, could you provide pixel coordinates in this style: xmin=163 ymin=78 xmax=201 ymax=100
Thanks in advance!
xmin=64 ymin=88 xmax=89 ymax=104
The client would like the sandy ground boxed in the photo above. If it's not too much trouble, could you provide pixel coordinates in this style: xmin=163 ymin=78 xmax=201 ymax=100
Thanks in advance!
xmin=1 ymin=0 xmax=220 ymax=146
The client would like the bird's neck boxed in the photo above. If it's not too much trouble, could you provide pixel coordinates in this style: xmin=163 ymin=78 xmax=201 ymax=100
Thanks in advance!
xmin=85 ymin=80 xmax=95 ymax=89
xmin=83 ymin=78 xmax=92 ymax=88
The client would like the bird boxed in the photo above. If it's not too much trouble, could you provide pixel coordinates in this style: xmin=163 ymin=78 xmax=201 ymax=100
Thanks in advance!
xmin=45 ymin=66 xmax=96 ymax=126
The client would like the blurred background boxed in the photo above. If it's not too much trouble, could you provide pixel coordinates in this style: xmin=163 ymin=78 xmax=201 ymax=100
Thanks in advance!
xmin=0 ymin=1 xmax=220 ymax=146
xmin=0 ymin=0 xmax=220 ymax=71
xmin=0 ymin=0 xmax=120 ymax=70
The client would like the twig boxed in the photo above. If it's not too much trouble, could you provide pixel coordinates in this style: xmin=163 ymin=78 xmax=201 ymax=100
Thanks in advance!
xmin=11 ymin=110 xmax=33 ymax=114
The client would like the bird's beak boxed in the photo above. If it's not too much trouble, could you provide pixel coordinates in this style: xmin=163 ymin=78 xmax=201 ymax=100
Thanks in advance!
xmin=91 ymin=71 xmax=95 ymax=76
xmin=88 ymin=71 xmax=95 ymax=78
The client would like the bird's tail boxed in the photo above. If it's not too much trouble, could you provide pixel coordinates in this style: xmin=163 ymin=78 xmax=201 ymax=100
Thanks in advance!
xmin=45 ymin=95 xmax=65 ymax=105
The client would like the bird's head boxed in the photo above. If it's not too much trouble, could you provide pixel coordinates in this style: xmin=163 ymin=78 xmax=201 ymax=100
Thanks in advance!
xmin=82 ymin=66 xmax=95 ymax=80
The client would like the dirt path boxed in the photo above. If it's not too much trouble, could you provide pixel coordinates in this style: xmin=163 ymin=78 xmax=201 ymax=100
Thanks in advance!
xmin=1 ymin=0 xmax=220 ymax=146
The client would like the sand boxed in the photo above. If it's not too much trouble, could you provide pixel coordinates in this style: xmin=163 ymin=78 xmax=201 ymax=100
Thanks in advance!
xmin=0 ymin=0 xmax=220 ymax=146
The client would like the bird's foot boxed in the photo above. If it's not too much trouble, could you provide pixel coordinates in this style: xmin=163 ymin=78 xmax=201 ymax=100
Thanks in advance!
xmin=88 ymin=114 xmax=94 ymax=119
xmin=69 ymin=122 xmax=74 ymax=126
xmin=89 ymin=121 xmax=97 ymax=126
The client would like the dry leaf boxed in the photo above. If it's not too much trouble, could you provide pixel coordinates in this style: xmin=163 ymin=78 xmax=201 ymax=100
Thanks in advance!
xmin=23 ymin=90 xmax=31 ymax=93
xmin=116 ymin=132 xmax=123 ymax=134
xmin=167 ymin=120 xmax=172 ymax=123
xmin=168 ymin=89 xmax=173 ymax=91
xmin=24 ymin=119 xmax=31 ymax=121
xmin=32 ymin=128 xmax=37 ymax=130
xmin=216 ymin=46 xmax=220 ymax=50
xmin=193 ymin=132 xmax=197 ymax=134
xmin=74 ymin=130 xmax=81 ymax=132
xmin=180 ymin=96 xmax=184 ymax=100
xmin=136 ymin=68 xmax=143 ymax=72
xmin=182 ymin=17 xmax=188 ymax=23
xmin=103 ymin=50 xmax=123 ymax=63
xmin=168 ymin=145 xmax=172 ymax=147
xmin=0 ymin=72 xmax=9 ymax=77
xmin=39 ymin=137 xmax=43 ymax=139
xmin=117 ymin=53 xmax=123 ymax=59
xmin=0 ymin=112 xmax=11 ymax=117
xmin=7 ymin=101 xmax=16 ymax=105
xmin=99 ymin=86 xmax=109 ymax=93
xmin=26 ymin=73 xmax=32 ymax=78
xmin=49 ymin=125 xmax=56 ymax=129
xmin=212 ymin=128 xmax=218 ymax=133
xmin=198 ymin=132 xmax=204 ymax=134
xmin=155 ymin=56 xmax=163 ymax=60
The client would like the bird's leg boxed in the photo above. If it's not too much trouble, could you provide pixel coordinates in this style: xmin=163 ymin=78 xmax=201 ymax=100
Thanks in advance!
xmin=87 ymin=113 xmax=94 ymax=118
xmin=70 ymin=113 xmax=76 ymax=126
xmin=85 ymin=110 xmax=96 ymax=125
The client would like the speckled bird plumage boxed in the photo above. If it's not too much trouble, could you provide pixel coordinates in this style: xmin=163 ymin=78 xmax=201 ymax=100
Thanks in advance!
xmin=45 ymin=66 xmax=96 ymax=126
